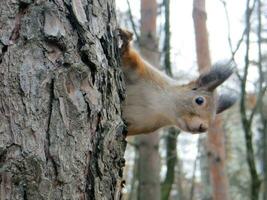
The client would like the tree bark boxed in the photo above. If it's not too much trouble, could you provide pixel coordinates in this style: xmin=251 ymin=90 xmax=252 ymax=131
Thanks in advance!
xmin=193 ymin=1 xmax=230 ymax=200
xmin=0 ymin=1 xmax=126 ymax=199
xmin=137 ymin=0 xmax=161 ymax=200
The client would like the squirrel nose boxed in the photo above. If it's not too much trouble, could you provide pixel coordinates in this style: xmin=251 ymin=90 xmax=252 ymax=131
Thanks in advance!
xmin=199 ymin=124 xmax=207 ymax=132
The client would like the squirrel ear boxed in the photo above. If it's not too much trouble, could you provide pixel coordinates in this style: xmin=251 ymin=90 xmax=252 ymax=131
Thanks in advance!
xmin=196 ymin=61 xmax=234 ymax=91
xmin=216 ymin=94 xmax=237 ymax=114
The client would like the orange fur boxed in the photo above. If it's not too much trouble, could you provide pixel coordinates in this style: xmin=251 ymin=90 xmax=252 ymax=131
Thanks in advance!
xmin=122 ymin=49 xmax=147 ymax=76
xmin=118 ymin=28 xmax=236 ymax=136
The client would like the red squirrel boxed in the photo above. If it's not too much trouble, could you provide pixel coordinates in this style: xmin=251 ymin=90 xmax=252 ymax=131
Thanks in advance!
xmin=119 ymin=29 xmax=236 ymax=136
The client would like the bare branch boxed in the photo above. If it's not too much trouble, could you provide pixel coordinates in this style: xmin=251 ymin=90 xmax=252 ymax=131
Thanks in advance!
xmin=239 ymin=0 xmax=262 ymax=198
xmin=219 ymin=0 xmax=246 ymax=80
xmin=126 ymin=0 xmax=140 ymax=43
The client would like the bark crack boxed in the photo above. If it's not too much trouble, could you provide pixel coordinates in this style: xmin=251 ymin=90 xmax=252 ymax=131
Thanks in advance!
xmin=0 ymin=143 xmax=22 ymax=164
xmin=23 ymin=184 xmax=28 ymax=200
xmin=64 ymin=1 xmax=98 ymax=85
xmin=80 ymin=50 xmax=97 ymax=84
xmin=86 ymin=119 xmax=103 ymax=200
xmin=86 ymin=162 xmax=95 ymax=200
xmin=0 ymin=44 xmax=8 ymax=64
xmin=9 ymin=2 xmax=30 ymax=44
xmin=44 ymin=78 xmax=59 ymax=180
xmin=0 ymin=2 xmax=30 ymax=64
xmin=100 ymin=36 xmax=112 ymax=66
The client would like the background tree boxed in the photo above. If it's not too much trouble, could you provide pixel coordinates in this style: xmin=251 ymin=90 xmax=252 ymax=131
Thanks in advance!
xmin=117 ymin=0 xmax=267 ymax=199
xmin=239 ymin=0 xmax=265 ymax=199
xmin=256 ymin=0 xmax=267 ymax=199
xmin=193 ymin=0 xmax=230 ymax=200
xmin=0 ymin=0 xmax=126 ymax=199
xmin=198 ymin=136 xmax=212 ymax=200
xmin=160 ymin=0 xmax=180 ymax=199
xmin=136 ymin=0 xmax=161 ymax=199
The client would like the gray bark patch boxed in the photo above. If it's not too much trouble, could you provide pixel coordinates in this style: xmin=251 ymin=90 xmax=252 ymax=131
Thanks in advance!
xmin=0 ymin=0 xmax=126 ymax=199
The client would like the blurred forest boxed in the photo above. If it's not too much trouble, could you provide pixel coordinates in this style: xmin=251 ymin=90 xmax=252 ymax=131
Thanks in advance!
xmin=117 ymin=0 xmax=267 ymax=199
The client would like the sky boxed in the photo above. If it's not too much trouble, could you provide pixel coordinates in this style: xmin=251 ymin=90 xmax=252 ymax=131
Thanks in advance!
xmin=116 ymin=0 xmax=254 ymax=179
xmin=116 ymin=0 xmax=246 ymax=72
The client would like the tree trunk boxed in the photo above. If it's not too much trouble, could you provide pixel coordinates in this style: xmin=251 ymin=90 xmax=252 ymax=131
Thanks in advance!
xmin=256 ymin=0 xmax=266 ymax=199
xmin=137 ymin=0 xmax=161 ymax=200
xmin=193 ymin=1 xmax=230 ymax=200
xmin=262 ymin=97 xmax=267 ymax=200
xmin=199 ymin=136 xmax=212 ymax=200
xmin=0 ymin=1 xmax=126 ymax=199
xmin=160 ymin=1 xmax=180 ymax=199
xmin=240 ymin=0 xmax=261 ymax=199
xmin=137 ymin=135 xmax=160 ymax=200
xmin=161 ymin=128 xmax=179 ymax=200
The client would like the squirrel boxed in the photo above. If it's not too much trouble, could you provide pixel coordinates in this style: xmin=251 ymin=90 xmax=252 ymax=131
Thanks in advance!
xmin=118 ymin=29 xmax=236 ymax=136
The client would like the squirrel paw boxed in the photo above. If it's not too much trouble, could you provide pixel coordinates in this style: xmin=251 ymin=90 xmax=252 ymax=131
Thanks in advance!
xmin=118 ymin=28 xmax=133 ymax=54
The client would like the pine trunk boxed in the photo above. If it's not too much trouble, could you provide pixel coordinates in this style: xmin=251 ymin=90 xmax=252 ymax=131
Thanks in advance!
xmin=0 ymin=0 xmax=126 ymax=199
xmin=193 ymin=1 xmax=230 ymax=200
xmin=137 ymin=0 xmax=161 ymax=200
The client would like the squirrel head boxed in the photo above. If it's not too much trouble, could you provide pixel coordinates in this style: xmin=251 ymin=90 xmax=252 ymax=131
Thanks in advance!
xmin=119 ymin=28 xmax=237 ymax=135
xmin=173 ymin=62 xmax=237 ymax=133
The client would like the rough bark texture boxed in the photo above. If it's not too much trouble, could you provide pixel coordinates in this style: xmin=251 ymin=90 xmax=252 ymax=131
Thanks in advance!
xmin=193 ymin=1 xmax=230 ymax=200
xmin=137 ymin=0 xmax=161 ymax=200
xmin=0 ymin=0 xmax=127 ymax=199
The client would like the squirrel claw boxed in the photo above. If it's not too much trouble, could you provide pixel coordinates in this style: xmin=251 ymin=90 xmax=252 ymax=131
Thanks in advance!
xmin=118 ymin=28 xmax=133 ymax=43
xmin=118 ymin=28 xmax=133 ymax=54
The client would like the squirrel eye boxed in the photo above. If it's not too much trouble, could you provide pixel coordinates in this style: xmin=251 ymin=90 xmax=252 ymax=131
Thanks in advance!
xmin=195 ymin=96 xmax=205 ymax=105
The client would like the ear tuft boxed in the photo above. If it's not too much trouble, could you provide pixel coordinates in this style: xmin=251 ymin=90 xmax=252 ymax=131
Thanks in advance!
xmin=216 ymin=94 xmax=237 ymax=114
xmin=197 ymin=60 xmax=235 ymax=91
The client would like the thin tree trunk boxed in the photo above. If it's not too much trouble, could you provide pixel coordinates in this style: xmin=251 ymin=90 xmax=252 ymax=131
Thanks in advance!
xmin=192 ymin=0 xmax=211 ymax=72
xmin=176 ymin=156 xmax=185 ymax=200
xmin=206 ymin=117 xmax=230 ymax=200
xmin=199 ymin=136 xmax=212 ymax=200
xmin=129 ymin=148 xmax=138 ymax=200
xmin=137 ymin=135 xmax=160 ymax=200
xmin=163 ymin=0 xmax=172 ymax=77
xmin=240 ymin=0 xmax=261 ymax=199
xmin=256 ymin=0 xmax=267 ymax=199
xmin=160 ymin=1 xmax=180 ymax=199
xmin=161 ymin=128 xmax=179 ymax=200
xmin=137 ymin=0 xmax=161 ymax=200
xmin=189 ymin=139 xmax=200 ymax=200
xmin=261 ymin=111 xmax=267 ymax=200
xmin=193 ymin=1 xmax=230 ymax=200
xmin=262 ymin=98 xmax=267 ymax=199
xmin=0 ymin=1 xmax=126 ymax=199
xmin=262 ymin=104 xmax=267 ymax=200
